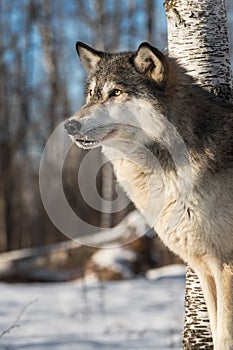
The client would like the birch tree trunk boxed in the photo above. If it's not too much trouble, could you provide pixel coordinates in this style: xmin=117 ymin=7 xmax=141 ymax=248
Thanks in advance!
xmin=164 ymin=0 xmax=232 ymax=348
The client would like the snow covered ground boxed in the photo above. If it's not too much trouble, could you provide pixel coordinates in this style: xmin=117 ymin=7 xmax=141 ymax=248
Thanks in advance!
xmin=0 ymin=264 xmax=186 ymax=350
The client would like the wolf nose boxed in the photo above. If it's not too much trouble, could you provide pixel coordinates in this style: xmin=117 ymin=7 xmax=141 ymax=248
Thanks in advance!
xmin=64 ymin=119 xmax=82 ymax=136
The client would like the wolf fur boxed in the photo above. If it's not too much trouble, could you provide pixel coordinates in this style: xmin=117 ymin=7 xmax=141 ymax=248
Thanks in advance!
xmin=64 ymin=42 xmax=233 ymax=349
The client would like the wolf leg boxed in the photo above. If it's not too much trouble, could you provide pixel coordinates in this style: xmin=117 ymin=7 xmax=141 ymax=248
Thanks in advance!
xmin=197 ymin=270 xmax=217 ymax=345
xmin=215 ymin=263 xmax=233 ymax=350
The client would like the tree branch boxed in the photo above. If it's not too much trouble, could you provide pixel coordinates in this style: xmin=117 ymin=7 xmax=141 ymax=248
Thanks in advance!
xmin=0 ymin=299 xmax=37 ymax=338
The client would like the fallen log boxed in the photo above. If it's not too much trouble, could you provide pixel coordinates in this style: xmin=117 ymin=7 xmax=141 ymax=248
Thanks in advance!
xmin=0 ymin=211 xmax=149 ymax=282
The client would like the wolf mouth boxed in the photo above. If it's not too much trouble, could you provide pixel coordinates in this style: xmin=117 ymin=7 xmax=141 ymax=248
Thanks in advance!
xmin=74 ymin=129 xmax=117 ymax=149
xmin=75 ymin=138 xmax=101 ymax=149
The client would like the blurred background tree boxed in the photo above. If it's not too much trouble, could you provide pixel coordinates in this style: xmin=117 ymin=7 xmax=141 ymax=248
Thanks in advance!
xmin=0 ymin=0 xmax=232 ymax=255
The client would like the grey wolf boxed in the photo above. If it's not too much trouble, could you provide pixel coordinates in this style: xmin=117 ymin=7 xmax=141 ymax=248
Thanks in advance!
xmin=64 ymin=42 xmax=233 ymax=349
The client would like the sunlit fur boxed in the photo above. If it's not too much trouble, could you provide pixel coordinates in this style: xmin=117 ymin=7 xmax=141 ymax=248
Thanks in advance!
xmin=65 ymin=42 xmax=233 ymax=350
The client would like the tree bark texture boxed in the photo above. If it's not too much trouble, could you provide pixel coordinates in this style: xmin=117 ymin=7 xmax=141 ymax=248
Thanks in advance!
xmin=165 ymin=0 xmax=232 ymax=99
xmin=164 ymin=0 xmax=232 ymax=349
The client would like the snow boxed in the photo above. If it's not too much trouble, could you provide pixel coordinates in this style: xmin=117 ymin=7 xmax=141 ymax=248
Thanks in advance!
xmin=146 ymin=264 xmax=186 ymax=281
xmin=0 ymin=265 xmax=186 ymax=350
xmin=90 ymin=247 xmax=137 ymax=279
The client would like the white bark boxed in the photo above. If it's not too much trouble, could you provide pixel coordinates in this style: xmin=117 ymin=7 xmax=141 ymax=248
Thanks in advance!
xmin=165 ymin=0 xmax=232 ymax=349
xmin=165 ymin=0 xmax=232 ymax=99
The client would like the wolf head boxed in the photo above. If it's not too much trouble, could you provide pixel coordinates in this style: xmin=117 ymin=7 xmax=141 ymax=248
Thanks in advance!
xmin=64 ymin=43 xmax=196 ymax=231
xmin=64 ymin=42 xmax=172 ymax=151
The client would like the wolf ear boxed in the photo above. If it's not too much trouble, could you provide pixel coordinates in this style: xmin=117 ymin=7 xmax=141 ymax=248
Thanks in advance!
xmin=134 ymin=43 xmax=167 ymax=86
xmin=76 ymin=42 xmax=103 ymax=73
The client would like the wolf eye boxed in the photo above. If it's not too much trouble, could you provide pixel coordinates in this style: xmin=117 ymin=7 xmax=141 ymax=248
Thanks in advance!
xmin=110 ymin=89 xmax=122 ymax=97
xmin=88 ymin=89 xmax=93 ymax=97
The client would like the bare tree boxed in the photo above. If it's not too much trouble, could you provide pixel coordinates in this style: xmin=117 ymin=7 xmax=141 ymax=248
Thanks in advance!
xmin=146 ymin=0 xmax=155 ymax=43
xmin=0 ymin=0 xmax=35 ymax=251
xmin=0 ymin=0 xmax=168 ymax=252
xmin=165 ymin=0 xmax=232 ymax=348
